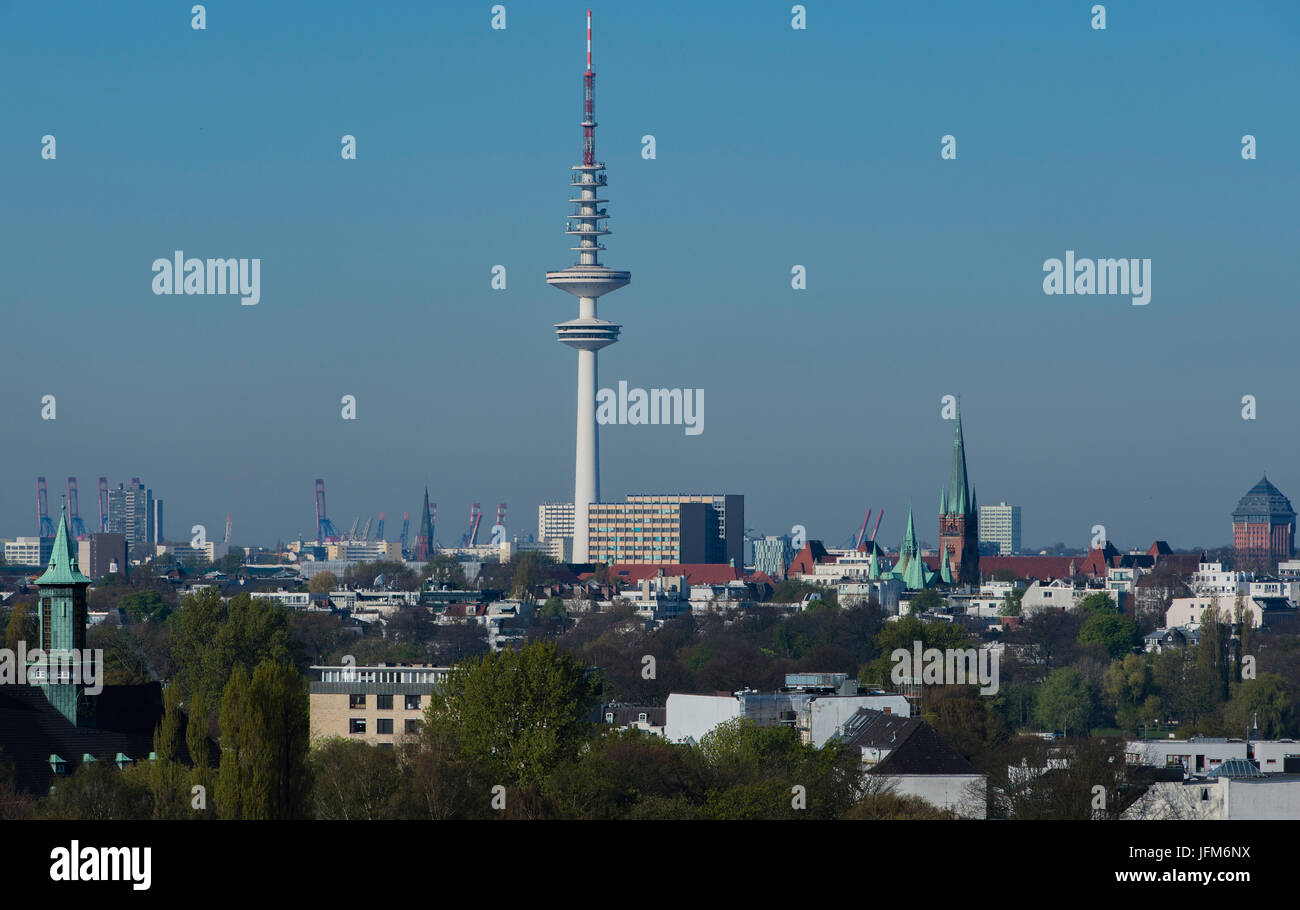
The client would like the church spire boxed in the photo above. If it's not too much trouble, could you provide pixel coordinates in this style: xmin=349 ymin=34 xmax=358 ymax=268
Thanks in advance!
xmin=945 ymin=404 xmax=971 ymax=516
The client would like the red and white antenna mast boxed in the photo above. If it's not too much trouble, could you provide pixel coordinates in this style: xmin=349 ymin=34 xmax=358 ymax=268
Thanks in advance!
xmin=583 ymin=9 xmax=596 ymax=167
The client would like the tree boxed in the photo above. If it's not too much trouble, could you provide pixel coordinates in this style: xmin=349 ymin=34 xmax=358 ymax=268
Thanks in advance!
xmin=1105 ymin=653 xmax=1162 ymax=734
xmin=907 ymin=589 xmax=944 ymax=615
xmin=1076 ymin=592 xmax=1118 ymax=614
xmin=423 ymin=641 xmax=600 ymax=788
xmin=999 ymin=587 xmax=1023 ymax=616
xmin=154 ymin=684 xmax=185 ymax=763
xmin=216 ymin=547 xmax=245 ymax=574
xmin=422 ymin=554 xmax=466 ymax=589
xmin=307 ymin=571 xmax=338 ymax=595
xmin=1078 ymin=611 xmax=1140 ymax=659
xmin=215 ymin=665 xmax=253 ymax=819
xmin=215 ymin=660 xmax=311 ymax=819
xmin=1223 ymin=673 xmax=1294 ymax=739
xmin=119 ymin=590 xmax=170 ymax=624
xmin=1034 ymin=668 xmax=1094 ymax=736
xmin=539 ymin=596 xmax=567 ymax=619
xmin=4 ymin=599 xmax=35 ymax=652
xmin=37 ymin=760 xmax=153 ymax=820
xmin=857 ymin=616 xmax=972 ymax=690
xmin=311 ymin=738 xmax=401 ymax=819
xmin=187 ymin=690 xmax=211 ymax=769
xmin=171 ymin=589 xmax=293 ymax=707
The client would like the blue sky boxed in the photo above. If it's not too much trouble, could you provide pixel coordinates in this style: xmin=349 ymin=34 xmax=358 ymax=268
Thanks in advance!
xmin=1 ymin=1 xmax=1297 ymax=551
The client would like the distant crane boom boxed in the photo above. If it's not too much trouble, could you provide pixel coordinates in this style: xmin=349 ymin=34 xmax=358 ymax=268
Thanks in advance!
xmin=67 ymin=477 xmax=90 ymax=539
xmin=36 ymin=477 xmax=54 ymax=537
xmin=98 ymin=477 xmax=110 ymax=532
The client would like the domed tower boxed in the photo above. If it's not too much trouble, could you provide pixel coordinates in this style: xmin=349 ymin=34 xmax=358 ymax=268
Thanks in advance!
xmin=1232 ymin=475 xmax=1295 ymax=572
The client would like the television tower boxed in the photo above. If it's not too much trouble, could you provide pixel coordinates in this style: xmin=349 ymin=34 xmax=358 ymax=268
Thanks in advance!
xmin=545 ymin=9 xmax=630 ymax=563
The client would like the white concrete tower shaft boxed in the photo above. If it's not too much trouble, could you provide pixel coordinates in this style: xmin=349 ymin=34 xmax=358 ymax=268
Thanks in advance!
xmin=545 ymin=10 xmax=630 ymax=563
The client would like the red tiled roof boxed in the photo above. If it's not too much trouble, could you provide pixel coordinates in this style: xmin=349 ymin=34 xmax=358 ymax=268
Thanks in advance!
xmin=609 ymin=563 xmax=743 ymax=586
xmin=786 ymin=541 xmax=830 ymax=576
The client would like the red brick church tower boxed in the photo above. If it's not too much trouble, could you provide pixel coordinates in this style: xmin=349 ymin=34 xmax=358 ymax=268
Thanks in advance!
xmin=939 ymin=406 xmax=980 ymax=585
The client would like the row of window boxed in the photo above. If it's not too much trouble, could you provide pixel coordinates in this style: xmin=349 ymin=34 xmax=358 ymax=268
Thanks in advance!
xmin=350 ymin=718 xmax=422 ymax=735
xmin=348 ymin=694 xmax=422 ymax=710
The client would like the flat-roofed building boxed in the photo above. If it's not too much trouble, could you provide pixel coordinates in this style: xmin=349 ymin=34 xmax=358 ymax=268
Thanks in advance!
xmin=538 ymin=502 xmax=576 ymax=541
xmin=978 ymin=502 xmax=1021 ymax=555
xmin=589 ymin=499 xmax=720 ymax=565
xmin=309 ymin=664 xmax=450 ymax=746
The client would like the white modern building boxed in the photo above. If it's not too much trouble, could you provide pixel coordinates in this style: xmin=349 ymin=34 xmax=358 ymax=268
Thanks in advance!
xmin=1190 ymin=561 xmax=1251 ymax=595
xmin=978 ymin=502 xmax=1021 ymax=555
xmin=4 ymin=537 xmax=53 ymax=566
xmin=537 ymin=502 xmax=576 ymax=542
xmin=666 ymin=680 xmax=909 ymax=748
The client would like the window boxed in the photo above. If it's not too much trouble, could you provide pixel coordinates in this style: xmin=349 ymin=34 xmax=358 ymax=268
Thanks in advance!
xmin=405 ymin=719 xmax=421 ymax=734
xmin=349 ymin=718 xmax=366 ymax=734
xmin=638 ymin=713 xmax=648 ymax=723
xmin=376 ymin=718 xmax=394 ymax=735
xmin=349 ymin=694 xmax=366 ymax=709
xmin=605 ymin=712 xmax=615 ymax=723
xmin=376 ymin=694 xmax=393 ymax=710
xmin=405 ymin=694 xmax=421 ymax=710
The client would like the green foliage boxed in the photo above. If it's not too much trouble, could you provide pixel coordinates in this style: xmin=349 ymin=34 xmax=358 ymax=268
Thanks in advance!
xmin=154 ymin=684 xmax=185 ymax=763
xmin=1033 ymin=668 xmax=1094 ymax=736
xmin=907 ymin=589 xmax=944 ymax=615
xmin=539 ymin=596 xmax=567 ymax=619
xmin=1223 ymin=673 xmax=1294 ymax=739
xmin=170 ymin=589 xmax=292 ymax=710
xmin=998 ymin=588 xmax=1023 ymax=617
xmin=1076 ymin=593 xmax=1118 ymax=615
xmin=345 ymin=559 xmax=420 ymax=591
xmin=770 ymin=579 xmax=835 ymax=606
xmin=858 ymin=616 xmax=972 ymax=690
xmin=119 ymin=590 xmax=170 ymax=623
xmin=311 ymin=738 xmax=402 ymax=820
xmin=307 ymin=571 xmax=338 ymax=594
xmin=4 ymin=599 xmax=35 ymax=652
xmin=1078 ymin=611 xmax=1140 ymax=658
xmin=37 ymin=760 xmax=153 ymax=820
xmin=422 ymin=555 xmax=467 ymax=589
xmin=1104 ymin=653 xmax=1162 ymax=735
xmin=423 ymin=641 xmax=600 ymax=788
xmin=215 ymin=660 xmax=312 ymax=819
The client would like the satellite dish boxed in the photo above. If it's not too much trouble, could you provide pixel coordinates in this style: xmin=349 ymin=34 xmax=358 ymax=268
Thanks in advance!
xmin=373 ymin=574 xmax=387 ymax=587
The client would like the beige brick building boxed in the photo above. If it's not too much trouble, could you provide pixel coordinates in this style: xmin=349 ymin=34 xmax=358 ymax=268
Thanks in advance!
xmin=309 ymin=664 xmax=450 ymax=747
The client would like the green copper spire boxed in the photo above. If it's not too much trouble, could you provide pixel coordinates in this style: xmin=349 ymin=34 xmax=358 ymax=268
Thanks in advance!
xmin=944 ymin=405 xmax=971 ymax=516
xmin=867 ymin=547 xmax=879 ymax=580
xmin=36 ymin=504 xmax=91 ymax=586
xmin=939 ymin=546 xmax=954 ymax=584
xmin=900 ymin=506 xmax=919 ymax=559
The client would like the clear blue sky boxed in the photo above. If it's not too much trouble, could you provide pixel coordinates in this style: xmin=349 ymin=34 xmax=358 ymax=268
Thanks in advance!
xmin=1 ymin=1 xmax=1297 ymax=551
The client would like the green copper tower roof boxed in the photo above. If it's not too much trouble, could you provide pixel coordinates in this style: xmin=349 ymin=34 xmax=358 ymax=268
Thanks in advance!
xmin=867 ymin=548 xmax=880 ymax=580
xmin=36 ymin=504 xmax=91 ymax=586
xmin=944 ymin=406 xmax=971 ymax=516
xmin=939 ymin=546 xmax=954 ymax=584
xmin=890 ymin=506 xmax=935 ymax=590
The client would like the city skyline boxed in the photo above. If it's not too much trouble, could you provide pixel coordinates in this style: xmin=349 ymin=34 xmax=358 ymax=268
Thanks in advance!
xmin=3 ymin=2 xmax=1297 ymax=549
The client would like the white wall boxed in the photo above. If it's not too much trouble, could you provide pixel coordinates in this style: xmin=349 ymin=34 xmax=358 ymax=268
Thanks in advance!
xmin=665 ymin=694 xmax=741 ymax=744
